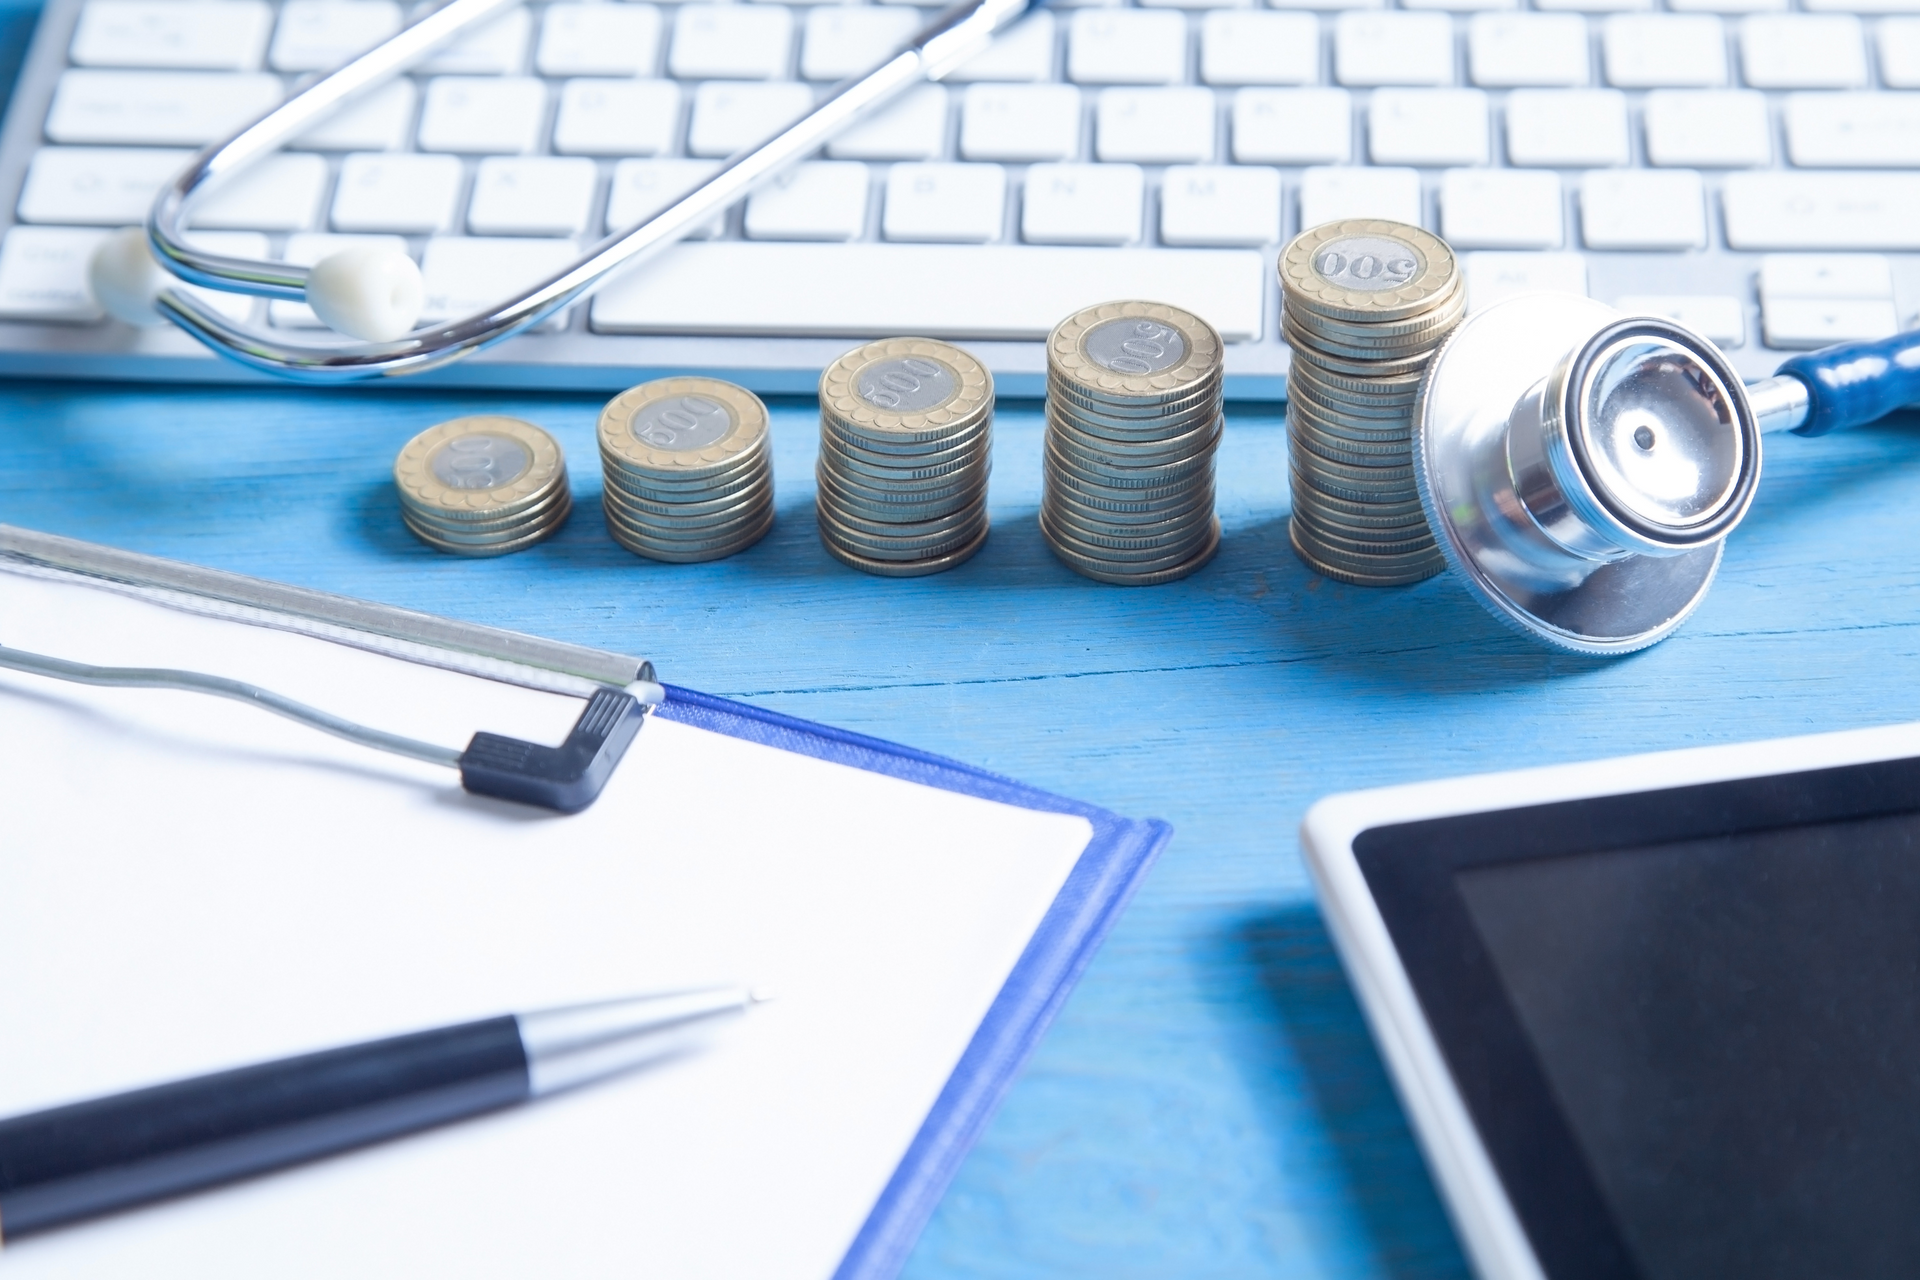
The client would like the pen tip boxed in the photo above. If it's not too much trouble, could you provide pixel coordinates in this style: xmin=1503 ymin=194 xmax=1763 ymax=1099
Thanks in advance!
xmin=748 ymin=987 xmax=777 ymax=1006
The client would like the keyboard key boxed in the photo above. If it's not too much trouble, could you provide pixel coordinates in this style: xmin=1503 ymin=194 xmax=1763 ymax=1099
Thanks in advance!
xmin=606 ymin=158 xmax=724 ymax=236
xmin=419 ymin=236 xmax=576 ymax=325
xmin=553 ymin=79 xmax=679 ymax=156
xmin=1762 ymin=298 xmax=1898 ymax=347
xmin=1785 ymin=93 xmax=1920 ymax=166
xmin=537 ymin=4 xmax=662 ymax=78
xmin=960 ymin=84 xmax=1082 ymax=161
xmin=947 ymin=11 xmax=1055 ymax=82
xmin=1096 ymin=88 xmax=1216 ymax=162
xmin=1021 ymin=162 xmax=1142 ymax=243
xmin=1270 ymin=0 xmax=1385 ymax=12
xmin=1603 ymin=15 xmax=1726 ymax=87
xmin=687 ymin=81 xmax=813 ymax=157
xmin=16 ymin=146 xmax=191 ymax=224
xmin=1614 ymin=294 xmax=1744 ymax=344
xmin=269 ymin=231 xmax=407 ymax=326
xmin=1300 ymin=165 xmax=1421 ymax=227
xmin=191 ymin=152 xmax=327 ymax=230
xmin=269 ymin=0 xmax=400 ymax=72
xmin=1642 ymin=89 xmax=1770 ymax=166
xmin=72 ymin=0 xmax=272 ymax=70
xmin=1200 ymin=12 xmax=1318 ymax=86
xmin=0 ymin=226 xmax=109 ymax=319
xmin=417 ymin=77 xmax=545 ymax=154
xmin=1756 ymin=258 xmax=1896 ymax=347
xmin=1232 ymin=88 xmax=1351 ymax=163
xmin=1580 ymin=169 xmax=1705 ymax=248
xmin=45 ymin=70 xmax=282 ymax=145
xmin=1468 ymin=14 xmax=1589 ymax=87
xmin=1403 ymin=0 xmax=1515 ymax=12
xmin=1505 ymin=89 xmax=1630 ymax=166
xmin=331 ymin=152 xmax=463 ymax=232
xmin=801 ymin=7 xmax=919 ymax=81
xmin=1068 ymin=11 xmax=1186 ymax=84
xmin=1465 ymin=251 xmax=1587 ymax=310
xmin=1538 ymin=0 xmax=1649 ymax=11
xmin=1808 ymin=0 xmax=1920 ymax=10
xmin=1159 ymin=164 xmax=1281 ymax=245
xmin=1761 ymin=252 xmax=1893 ymax=295
xmin=593 ymin=243 xmax=1265 ymax=339
xmin=1335 ymin=13 xmax=1455 ymax=86
xmin=467 ymin=156 xmax=597 ymax=235
xmin=826 ymin=84 xmax=947 ymax=159
xmin=1882 ymin=18 xmax=1920 ymax=87
xmin=1724 ymin=172 xmax=1920 ymax=248
xmin=744 ymin=161 xmax=869 ymax=240
xmin=1741 ymin=15 xmax=1865 ymax=88
xmin=883 ymin=162 xmax=1006 ymax=242
xmin=417 ymin=7 xmax=529 ymax=74
xmin=1672 ymin=0 xmax=1782 ymax=12
xmin=1140 ymin=0 xmax=1243 ymax=10
xmin=1369 ymin=89 xmax=1488 ymax=165
xmin=1441 ymin=168 xmax=1562 ymax=247
xmin=670 ymin=5 xmax=793 ymax=80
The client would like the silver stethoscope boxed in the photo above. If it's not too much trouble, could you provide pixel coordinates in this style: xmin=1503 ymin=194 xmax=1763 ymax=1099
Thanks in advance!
xmin=85 ymin=0 xmax=1037 ymax=380
xmin=83 ymin=0 xmax=1920 ymax=656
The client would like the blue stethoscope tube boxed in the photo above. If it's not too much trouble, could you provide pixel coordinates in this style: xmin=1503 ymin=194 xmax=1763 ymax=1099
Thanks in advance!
xmin=1773 ymin=328 xmax=1920 ymax=437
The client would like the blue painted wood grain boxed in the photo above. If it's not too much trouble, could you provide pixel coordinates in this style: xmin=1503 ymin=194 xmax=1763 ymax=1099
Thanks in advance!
xmin=5 ymin=371 xmax=1919 ymax=1277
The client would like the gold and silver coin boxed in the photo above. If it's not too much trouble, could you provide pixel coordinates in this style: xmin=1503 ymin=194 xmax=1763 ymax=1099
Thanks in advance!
xmin=599 ymin=377 xmax=774 ymax=563
xmin=816 ymin=338 xmax=993 ymax=577
xmin=1042 ymin=301 xmax=1223 ymax=586
xmin=394 ymin=416 xmax=571 ymax=557
xmin=1280 ymin=220 xmax=1460 ymax=587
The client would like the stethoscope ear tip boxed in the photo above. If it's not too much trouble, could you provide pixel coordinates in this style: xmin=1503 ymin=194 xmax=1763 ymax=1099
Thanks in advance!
xmin=87 ymin=227 xmax=172 ymax=329
xmin=305 ymin=245 xmax=424 ymax=343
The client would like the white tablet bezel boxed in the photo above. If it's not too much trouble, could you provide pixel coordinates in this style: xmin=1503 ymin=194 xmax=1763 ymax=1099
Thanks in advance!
xmin=1299 ymin=719 xmax=1920 ymax=1280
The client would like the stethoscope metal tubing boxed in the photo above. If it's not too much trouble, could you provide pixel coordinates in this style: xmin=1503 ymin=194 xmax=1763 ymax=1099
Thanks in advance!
xmin=141 ymin=0 xmax=1036 ymax=382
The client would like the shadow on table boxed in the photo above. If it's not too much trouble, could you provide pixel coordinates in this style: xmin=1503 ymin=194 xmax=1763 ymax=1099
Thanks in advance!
xmin=1233 ymin=902 xmax=1475 ymax=1280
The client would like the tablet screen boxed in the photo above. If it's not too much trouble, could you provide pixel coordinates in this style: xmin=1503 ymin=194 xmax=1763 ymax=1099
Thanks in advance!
xmin=1455 ymin=812 xmax=1920 ymax=1280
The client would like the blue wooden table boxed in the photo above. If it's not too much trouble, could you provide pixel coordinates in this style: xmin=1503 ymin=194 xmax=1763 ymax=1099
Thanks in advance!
xmin=6 ymin=363 xmax=1919 ymax=1276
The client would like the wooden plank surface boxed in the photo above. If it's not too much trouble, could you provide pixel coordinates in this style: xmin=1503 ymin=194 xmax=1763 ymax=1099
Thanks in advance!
xmin=6 ymin=377 xmax=1918 ymax=1276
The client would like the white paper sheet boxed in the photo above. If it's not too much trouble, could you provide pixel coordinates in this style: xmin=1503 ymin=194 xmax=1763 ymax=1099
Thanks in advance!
xmin=0 ymin=569 xmax=1093 ymax=1278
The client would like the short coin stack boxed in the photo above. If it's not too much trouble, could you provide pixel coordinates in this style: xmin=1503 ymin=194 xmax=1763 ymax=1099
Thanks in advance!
xmin=816 ymin=338 xmax=993 ymax=577
xmin=394 ymin=416 xmax=571 ymax=556
xmin=1041 ymin=301 xmax=1223 ymax=585
xmin=1280 ymin=219 xmax=1461 ymax=586
xmin=598 ymin=377 xmax=774 ymax=563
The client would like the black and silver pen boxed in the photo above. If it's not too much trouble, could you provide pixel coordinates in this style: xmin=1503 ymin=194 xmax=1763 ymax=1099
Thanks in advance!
xmin=0 ymin=986 xmax=764 ymax=1242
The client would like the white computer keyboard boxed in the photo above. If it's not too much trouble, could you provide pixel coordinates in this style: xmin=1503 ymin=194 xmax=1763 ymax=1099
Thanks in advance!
xmin=0 ymin=0 xmax=1911 ymax=394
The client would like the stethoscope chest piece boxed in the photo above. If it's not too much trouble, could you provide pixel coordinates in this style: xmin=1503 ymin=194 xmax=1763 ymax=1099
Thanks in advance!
xmin=1415 ymin=293 xmax=1762 ymax=655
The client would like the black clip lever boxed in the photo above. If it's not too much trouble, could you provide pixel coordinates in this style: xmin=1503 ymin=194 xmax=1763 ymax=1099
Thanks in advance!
xmin=459 ymin=687 xmax=649 ymax=814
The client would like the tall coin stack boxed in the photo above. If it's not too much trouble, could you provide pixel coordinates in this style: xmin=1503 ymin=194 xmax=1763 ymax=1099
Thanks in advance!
xmin=394 ymin=416 xmax=572 ymax=557
xmin=598 ymin=377 xmax=774 ymax=563
xmin=1280 ymin=220 xmax=1461 ymax=586
xmin=1041 ymin=301 xmax=1223 ymax=585
xmin=816 ymin=338 xmax=993 ymax=577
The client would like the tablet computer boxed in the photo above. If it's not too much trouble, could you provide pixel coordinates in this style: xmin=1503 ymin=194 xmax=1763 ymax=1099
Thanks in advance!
xmin=1302 ymin=723 xmax=1920 ymax=1280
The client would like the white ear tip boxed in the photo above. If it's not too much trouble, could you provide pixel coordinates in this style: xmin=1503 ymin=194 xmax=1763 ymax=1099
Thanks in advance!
xmin=87 ymin=227 xmax=171 ymax=328
xmin=306 ymin=246 xmax=423 ymax=343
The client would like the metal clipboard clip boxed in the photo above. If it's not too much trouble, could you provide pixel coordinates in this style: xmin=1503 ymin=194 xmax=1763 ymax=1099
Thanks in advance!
xmin=0 ymin=525 xmax=664 ymax=813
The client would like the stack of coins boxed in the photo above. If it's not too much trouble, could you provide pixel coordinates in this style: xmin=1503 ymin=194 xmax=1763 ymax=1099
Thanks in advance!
xmin=394 ymin=416 xmax=571 ymax=556
xmin=815 ymin=338 xmax=993 ymax=577
xmin=1041 ymin=301 xmax=1223 ymax=585
xmin=598 ymin=377 xmax=774 ymax=563
xmin=1280 ymin=219 xmax=1461 ymax=586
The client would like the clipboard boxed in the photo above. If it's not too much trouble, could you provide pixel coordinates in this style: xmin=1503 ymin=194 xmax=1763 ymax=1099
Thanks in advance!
xmin=0 ymin=525 xmax=1170 ymax=1280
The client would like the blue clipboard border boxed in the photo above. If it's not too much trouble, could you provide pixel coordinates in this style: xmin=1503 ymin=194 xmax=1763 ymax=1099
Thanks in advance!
xmin=657 ymin=685 xmax=1172 ymax=1280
